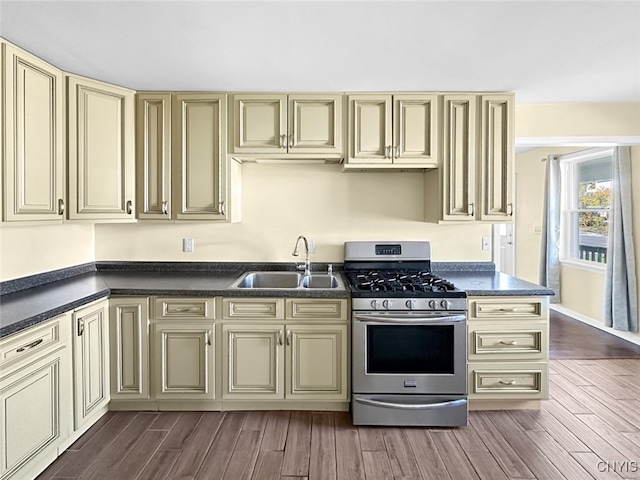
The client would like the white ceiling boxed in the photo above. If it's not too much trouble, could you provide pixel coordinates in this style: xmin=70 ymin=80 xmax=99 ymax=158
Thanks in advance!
xmin=1 ymin=1 xmax=639 ymax=104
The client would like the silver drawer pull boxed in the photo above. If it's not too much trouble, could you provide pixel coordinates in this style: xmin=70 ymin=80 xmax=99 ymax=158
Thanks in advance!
xmin=16 ymin=338 xmax=44 ymax=353
xmin=498 ymin=340 xmax=517 ymax=345
xmin=172 ymin=307 xmax=201 ymax=312
xmin=498 ymin=379 xmax=516 ymax=385
xmin=354 ymin=397 xmax=467 ymax=410
xmin=499 ymin=307 xmax=518 ymax=312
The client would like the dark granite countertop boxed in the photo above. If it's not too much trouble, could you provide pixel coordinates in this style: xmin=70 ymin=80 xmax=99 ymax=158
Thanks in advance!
xmin=1 ymin=261 xmax=553 ymax=339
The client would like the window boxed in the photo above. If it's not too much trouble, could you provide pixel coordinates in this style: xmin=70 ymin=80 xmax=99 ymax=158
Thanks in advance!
xmin=560 ymin=147 xmax=613 ymax=266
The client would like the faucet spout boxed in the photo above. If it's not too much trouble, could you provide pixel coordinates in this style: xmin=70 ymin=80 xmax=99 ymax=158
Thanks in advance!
xmin=292 ymin=235 xmax=311 ymax=276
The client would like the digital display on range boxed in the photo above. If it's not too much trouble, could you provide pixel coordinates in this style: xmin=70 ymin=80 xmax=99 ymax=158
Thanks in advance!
xmin=375 ymin=244 xmax=401 ymax=256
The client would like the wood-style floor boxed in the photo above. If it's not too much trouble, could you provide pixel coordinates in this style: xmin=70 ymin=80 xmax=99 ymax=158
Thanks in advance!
xmin=37 ymin=312 xmax=640 ymax=480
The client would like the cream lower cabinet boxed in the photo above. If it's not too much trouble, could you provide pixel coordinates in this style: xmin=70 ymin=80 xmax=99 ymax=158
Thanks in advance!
xmin=221 ymin=298 xmax=348 ymax=404
xmin=72 ymin=299 xmax=110 ymax=431
xmin=0 ymin=313 xmax=72 ymax=480
xmin=467 ymin=296 xmax=549 ymax=408
xmin=424 ymin=93 xmax=514 ymax=223
xmin=151 ymin=296 xmax=216 ymax=400
xmin=67 ymin=74 xmax=135 ymax=221
xmin=109 ymin=297 xmax=150 ymax=399
xmin=2 ymin=41 xmax=65 ymax=223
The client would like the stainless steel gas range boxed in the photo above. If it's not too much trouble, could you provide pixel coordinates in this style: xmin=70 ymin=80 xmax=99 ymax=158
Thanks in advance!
xmin=344 ymin=241 xmax=468 ymax=427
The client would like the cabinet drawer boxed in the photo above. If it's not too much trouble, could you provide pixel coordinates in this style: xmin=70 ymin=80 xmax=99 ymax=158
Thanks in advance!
xmin=153 ymin=297 xmax=215 ymax=319
xmin=286 ymin=299 xmax=347 ymax=320
xmin=469 ymin=323 xmax=548 ymax=360
xmin=222 ymin=298 xmax=285 ymax=320
xmin=0 ymin=314 xmax=70 ymax=371
xmin=469 ymin=362 xmax=548 ymax=399
xmin=469 ymin=297 xmax=548 ymax=321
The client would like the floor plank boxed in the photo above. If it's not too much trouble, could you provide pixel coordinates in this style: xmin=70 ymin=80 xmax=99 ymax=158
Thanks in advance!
xmin=404 ymin=429 xmax=450 ymax=480
xmin=361 ymin=451 xmax=394 ymax=480
xmin=282 ymin=411 xmax=312 ymax=477
xmin=194 ymin=412 xmax=247 ymax=480
xmin=136 ymin=449 xmax=181 ymax=480
xmin=357 ymin=427 xmax=386 ymax=452
xmin=222 ymin=430 xmax=262 ymax=480
xmin=381 ymin=428 xmax=421 ymax=478
xmin=108 ymin=430 xmax=167 ymax=480
xmin=430 ymin=430 xmax=480 ymax=480
xmin=335 ymin=413 xmax=365 ymax=480
xmin=252 ymin=450 xmax=284 ymax=480
xmin=309 ymin=413 xmax=337 ymax=480
xmin=148 ymin=412 xmax=182 ymax=431
xmin=159 ymin=411 xmax=204 ymax=450
xmin=261 ymin=411 xmax=291 ymax=451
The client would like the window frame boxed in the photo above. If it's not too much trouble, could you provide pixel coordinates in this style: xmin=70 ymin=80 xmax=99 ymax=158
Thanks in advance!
xmin=559 ymin=146 xmax=613 ymax=271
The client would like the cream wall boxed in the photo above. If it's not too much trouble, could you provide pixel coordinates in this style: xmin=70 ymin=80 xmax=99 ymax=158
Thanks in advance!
xmin=95 ymin=164 xmax=492 ymax=263
xmin=0 ymin=224 xmax=94 ymax=281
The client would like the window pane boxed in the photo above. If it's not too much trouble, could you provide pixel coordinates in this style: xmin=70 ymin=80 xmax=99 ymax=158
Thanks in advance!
xmin=577 ymin=157 xmax=611 ymax=209
xmin=578 ymin=211 xmax=608 ymax=263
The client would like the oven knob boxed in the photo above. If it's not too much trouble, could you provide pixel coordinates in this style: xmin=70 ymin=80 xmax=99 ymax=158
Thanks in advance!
xmin=405 ymin=300 xmax=416 ymax=310
xmin=370 ymin=300 xmax=378 ymax=310
xmin=382 ymin=300 xmax=391 ymax=309
xmin=428 ymin=300 xmax=437 ymax=310
xmin=441 ymin=300 xmax=451 ymax=310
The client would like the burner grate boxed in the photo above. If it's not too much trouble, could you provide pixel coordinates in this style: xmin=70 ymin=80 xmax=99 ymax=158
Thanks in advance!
xmin=348 ymin=270 xmax=456 ymax=293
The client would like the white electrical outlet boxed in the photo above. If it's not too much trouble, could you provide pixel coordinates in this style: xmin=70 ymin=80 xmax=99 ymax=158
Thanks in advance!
xmin=482 ymin=236 xmax=491 ymax=251
xmin=183 ymin=238 xmax=194 ymax=253
xmin=308 ymin=239 xmax=316 ymax=253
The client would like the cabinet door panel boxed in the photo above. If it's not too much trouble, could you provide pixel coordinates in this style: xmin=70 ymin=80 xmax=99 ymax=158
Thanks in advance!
xmin=73 ymin=302 xmax=110 ymax=430
xmin=3 ymin=44 xmax=64 ymax=222
xmin=286 ymin=324 xmax=347 ymax=400
xmin=442 ymin=95 xmax=476 ymax=221
xmin=394 ymin=94 xmax=438 ymax=165
xmin=173 ymin=94 xmax=226 ymax=220
xmin=153 ymin=323 xmax=215 ymax=400
xmin=68 ymin=76 xmax=135 ymax=220
xmin=222 ymin=324 xmax=283 ymax=399
xmin=137 ymin=93 xmax=172 ymax=219
xmin=110 ymin=298 xmax=149 ymax=399
xmin=348 ymin=95 xmax=392 ymax=164
xmin=289 ymin=95 xmax=342 ymax=154
xmin=479 ymin=94 xmax=514 ymax=221
xmin=232 ymin=95 xmax=287 ymax=153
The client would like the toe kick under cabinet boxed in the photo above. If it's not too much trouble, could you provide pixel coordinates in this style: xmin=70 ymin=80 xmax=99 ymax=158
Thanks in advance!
xmin=467 ymin=296 xmax=550 ymax=410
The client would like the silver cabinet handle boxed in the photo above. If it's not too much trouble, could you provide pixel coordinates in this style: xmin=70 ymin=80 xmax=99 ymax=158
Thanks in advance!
xmin=280 ymin=134 xmax=286 ymax=149
xmin=219 ymin=201 xmax=226 ymax=216
xmin=277 ymin=330 xmax=283 ymax=346
xmin=499 ymin=380 xmax=516 ymax=385
xmin=354 ymin=397 xmax=467 ymax=410
xmin=468 ymin=203 xmax=475 ymax=216
xmin=507 ymin=203 xmax=514 ymax=216
xmin=126 ymin=200 xmax=133 ymax=215
xmin=205 ymin=330 xmax=212 ymax=346
xmin=385 ymin=145 xmax=391 ymax=159
xmin=393 ymin=146 xmax=400 ymax=160
xmin=288 ymin=134 xmax=293 ymax=149
xmin=498 ymin=340 xmax=517 ymax=345
xmin=173 ymin=306 xmax=200 ymax=312
xmin=77 ymin=319 xmax=84 ymax=336
xmin=16 ymin=338 xmax=44 ymax=352
xmin=58 ymin=199 xmax=65 ymax=215
xmin=162 ymin=201 xmax=169 ymax=215
xmin=286 ymin=330 xmax=291 ymax=346
xmin=499 ymin=307 xmax=518 ymax=312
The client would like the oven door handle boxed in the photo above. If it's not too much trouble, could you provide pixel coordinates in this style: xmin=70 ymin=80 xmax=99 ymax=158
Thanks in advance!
xmin=354 ymin=397 xmax=467 ymax=410
xmin=353 ymin=314 xmax=467 ymax=324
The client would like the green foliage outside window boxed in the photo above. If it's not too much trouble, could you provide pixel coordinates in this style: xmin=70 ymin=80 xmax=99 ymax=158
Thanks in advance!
xmin=579 ymin=182 xmax=610 ymax=235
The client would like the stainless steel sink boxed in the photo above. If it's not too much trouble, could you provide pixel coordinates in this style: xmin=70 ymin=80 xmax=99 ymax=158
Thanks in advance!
xmin=230 ymin=271 xmax=343 ymax=290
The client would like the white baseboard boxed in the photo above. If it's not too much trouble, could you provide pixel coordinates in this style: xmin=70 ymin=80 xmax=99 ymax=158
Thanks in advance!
xmin=550 ymin=305 xmax=640 ymax=346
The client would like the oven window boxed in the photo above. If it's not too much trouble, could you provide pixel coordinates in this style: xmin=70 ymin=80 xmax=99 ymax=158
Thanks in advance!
xmin=366 ymin=325 xmax=455 ymax=374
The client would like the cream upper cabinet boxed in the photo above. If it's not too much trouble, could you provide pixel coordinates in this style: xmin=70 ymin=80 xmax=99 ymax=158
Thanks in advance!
xmin=67 ymin=75 xmax=135 ymax=221
xmin=231 ymin=93 xmax=343 ymax=158
xmin=424 ymin=93 xmax=514 ymax=223
xmin=109 ymin=297 xmax=150 ymax=400
xmin=172 ymin=93 xmax=228 ymax=220
xmin=72 ymin=300 xmax=110 ymax=432
xmin=0 ymin=313 xmax=72 ymax=480
xmin=152 ymin=321 xmax=215 ymax=400
xmin=136 ymin=93 xmax=172 ymax=220
xmin=347 ymin=93 xmax=438 ymax=167
xmin=478 ymin=94 xmax=514 ymax=221
xmin=2 ymin=42 xmax=65 ymax=222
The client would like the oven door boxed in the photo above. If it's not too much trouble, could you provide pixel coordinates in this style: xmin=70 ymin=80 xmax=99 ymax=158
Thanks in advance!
xmin=352 ymin=311 xmax=467 ymax=395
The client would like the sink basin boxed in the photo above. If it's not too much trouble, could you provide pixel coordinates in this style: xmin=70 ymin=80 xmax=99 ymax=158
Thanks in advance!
xmin=230 ymin=271 xmax=343 ymax=290
xmin=301 ymin=274 xmax=340 ymax=289
xmin=232 ymin=272 xmax=303 ymax=289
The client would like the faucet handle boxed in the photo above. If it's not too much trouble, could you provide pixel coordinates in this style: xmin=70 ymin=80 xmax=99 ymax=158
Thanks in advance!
xmin=327 ymin=264 xmax=333 ymax=275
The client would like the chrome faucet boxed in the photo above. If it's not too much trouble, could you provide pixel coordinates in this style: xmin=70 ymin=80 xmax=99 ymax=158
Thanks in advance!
xmin=292 ymin=235 xmax=311 ymax=276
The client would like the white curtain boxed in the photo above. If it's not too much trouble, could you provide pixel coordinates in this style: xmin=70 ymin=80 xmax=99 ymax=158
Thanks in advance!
xmin=604 ymin=146 xmax=638 ymax=332
xmin=540 ymin=155 xmax=561 ymax=303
